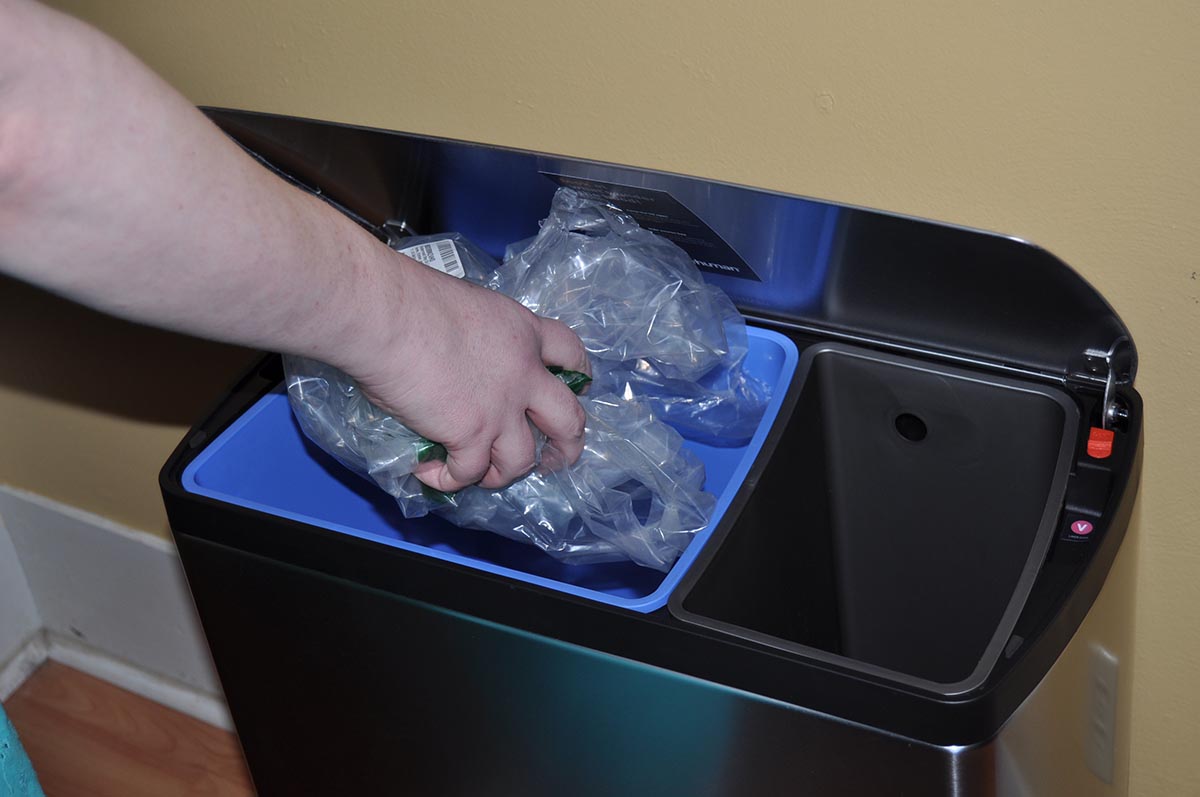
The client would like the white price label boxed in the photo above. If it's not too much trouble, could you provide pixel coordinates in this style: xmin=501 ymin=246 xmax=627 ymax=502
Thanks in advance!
xmin=398 ymin=239 xmax=466 ymax=279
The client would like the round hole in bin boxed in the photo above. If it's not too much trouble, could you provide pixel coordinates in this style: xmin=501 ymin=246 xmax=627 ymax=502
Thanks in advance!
xmin=894 ymin=412 xmax=927 ymax=442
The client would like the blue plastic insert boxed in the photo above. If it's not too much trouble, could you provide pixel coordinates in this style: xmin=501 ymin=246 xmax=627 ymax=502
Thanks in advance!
xmin=183 ymin=326 xmax=798 ymax=612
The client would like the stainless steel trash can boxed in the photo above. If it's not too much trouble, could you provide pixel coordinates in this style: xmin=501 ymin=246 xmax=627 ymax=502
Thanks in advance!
xmin=162 ymin=110 xmax=1142 ymax=796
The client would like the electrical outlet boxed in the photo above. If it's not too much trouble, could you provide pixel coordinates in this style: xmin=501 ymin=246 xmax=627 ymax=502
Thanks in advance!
xmin=1085 ymin=644 xmax=1119 ymax=783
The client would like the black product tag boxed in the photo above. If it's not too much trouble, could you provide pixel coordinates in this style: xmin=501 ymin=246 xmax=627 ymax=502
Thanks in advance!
xmin=541 ymin=173 xmax=760 ymax=281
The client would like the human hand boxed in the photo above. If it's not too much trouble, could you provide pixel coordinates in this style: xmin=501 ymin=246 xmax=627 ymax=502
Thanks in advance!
xmin=341 ymin=252 xmax=590 ymax=493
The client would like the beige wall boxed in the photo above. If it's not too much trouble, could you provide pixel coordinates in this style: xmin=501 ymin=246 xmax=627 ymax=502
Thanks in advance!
xmin=9 ymin=1 xmax=1198 ymax=792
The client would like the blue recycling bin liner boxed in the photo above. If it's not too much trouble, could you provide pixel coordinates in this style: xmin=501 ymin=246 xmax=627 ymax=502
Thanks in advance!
xmin=183 ymin=326 xmax=797 ymax=612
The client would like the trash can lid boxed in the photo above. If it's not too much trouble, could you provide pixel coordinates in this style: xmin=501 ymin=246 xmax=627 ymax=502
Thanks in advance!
xmin=207 ymin=107 xmax=1136 ymax=407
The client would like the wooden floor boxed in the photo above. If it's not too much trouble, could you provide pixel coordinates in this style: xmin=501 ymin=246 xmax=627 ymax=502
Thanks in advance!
xmin=3 ymin=661 xmax=255 ymax=796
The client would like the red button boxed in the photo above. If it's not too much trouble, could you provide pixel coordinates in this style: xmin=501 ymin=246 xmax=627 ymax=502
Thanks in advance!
xmin=1071 ymin=520 xmax=1094 ymax=536
xmin=1087 ymin=427 xmax=1114 ymax=459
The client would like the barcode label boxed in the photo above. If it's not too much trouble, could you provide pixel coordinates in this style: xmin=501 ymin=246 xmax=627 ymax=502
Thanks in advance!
xmin=398 ymin=239 xmax=466 ymax=279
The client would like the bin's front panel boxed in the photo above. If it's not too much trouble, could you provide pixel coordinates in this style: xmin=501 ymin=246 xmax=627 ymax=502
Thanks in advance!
xmin=176 ymin=532 xmax=981 ymax=796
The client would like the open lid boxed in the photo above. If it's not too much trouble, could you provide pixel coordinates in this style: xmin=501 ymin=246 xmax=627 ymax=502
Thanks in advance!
xmin=206 ymin=108 xmax=1136 ymax=388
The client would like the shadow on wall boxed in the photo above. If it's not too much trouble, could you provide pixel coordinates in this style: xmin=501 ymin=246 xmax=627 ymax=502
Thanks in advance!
xmin=0 ymin=274 xmax=257 ymax=424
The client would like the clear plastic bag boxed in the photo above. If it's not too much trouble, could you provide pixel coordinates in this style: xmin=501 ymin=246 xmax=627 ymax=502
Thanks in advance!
xmin=285 ymin=191 xmax=766 ymax=570
xmin=390 ymin=392 xmax=714 ymax=569
xmin=494 ymin=189 xmax=770 ymax=445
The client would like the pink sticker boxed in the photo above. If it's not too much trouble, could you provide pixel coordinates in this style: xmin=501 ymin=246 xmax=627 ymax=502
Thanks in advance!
xmin=1070 ymin=520 xmax=1094 ymax=536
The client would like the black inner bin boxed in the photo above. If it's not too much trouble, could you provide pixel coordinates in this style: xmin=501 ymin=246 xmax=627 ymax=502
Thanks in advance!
xmin=678 ymin=344 xmax=1075 ymax=687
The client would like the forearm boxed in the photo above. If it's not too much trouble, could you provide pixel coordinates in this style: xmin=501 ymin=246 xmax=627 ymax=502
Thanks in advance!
xmin=0 ymin=0 xmax=410 ymax=375
xmin=0 ymin=0 xmax=589 ymax=492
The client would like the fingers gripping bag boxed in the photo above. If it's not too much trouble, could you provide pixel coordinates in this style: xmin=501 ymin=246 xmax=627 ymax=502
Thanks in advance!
xmin=285 ymin=189 xmax=767 ymax=570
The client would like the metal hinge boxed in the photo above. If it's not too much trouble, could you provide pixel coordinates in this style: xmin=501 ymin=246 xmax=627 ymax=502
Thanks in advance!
xmin=381 ymin=219 xmax=418 ymax=248
xmin=1071 ymin=337 xmax=1136 ymax=429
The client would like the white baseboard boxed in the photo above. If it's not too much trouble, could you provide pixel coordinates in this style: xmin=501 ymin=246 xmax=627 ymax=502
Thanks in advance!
xmin=0 ymin=632 xmax=47 ymax=703
xmin=0 ymin=511 xmax=41 ymax=673
xmin=0 ymin=485 xmax=231 ymax=730
xmin=0 ymin=630 xmax=232 ymax=730
xmin=44 ymin=633 xmax=232 ymax=730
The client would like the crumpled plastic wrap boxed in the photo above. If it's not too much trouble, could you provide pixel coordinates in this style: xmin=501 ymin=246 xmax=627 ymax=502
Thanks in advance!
xmin=496 ymin=189 xmax=770 ymax=445
xmin=285 ymin=189 xmax=767 ymax=570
